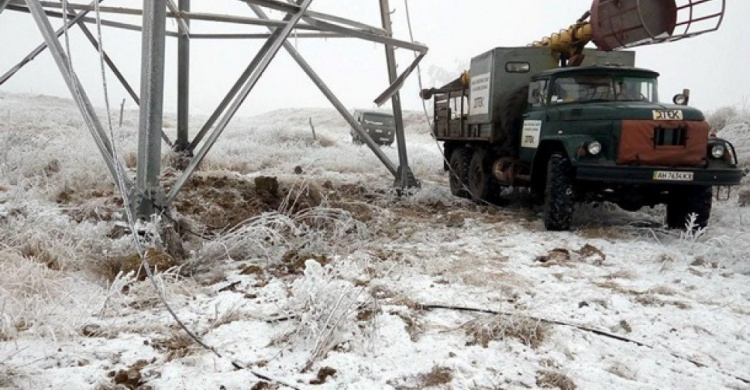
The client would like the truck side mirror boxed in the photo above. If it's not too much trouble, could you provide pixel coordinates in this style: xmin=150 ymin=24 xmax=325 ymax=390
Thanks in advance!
xmin=673 ymin=88 xmax=690 ymax=105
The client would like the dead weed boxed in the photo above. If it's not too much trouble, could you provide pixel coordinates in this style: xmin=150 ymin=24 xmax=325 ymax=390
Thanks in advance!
xmin=386 ymin=366 xmax=453 ymax=390
xmin=96 ymin=249 xmax=180 ymax=282
xmin=150 ymin=332 xmax=199 ymax=361
xmin=464 ymin=315 xmax=548 ymax=349
xmin=18 ymin=241 xmax=60 ymax=270
xmin=309 ymin=366 xmax=337 ymax=385
xmin=536 ymin=370 xmax=576 ymax=390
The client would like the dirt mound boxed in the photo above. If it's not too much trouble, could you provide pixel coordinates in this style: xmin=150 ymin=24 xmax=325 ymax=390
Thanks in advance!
xmin=170 ymin=173 xmax=322 ymax=231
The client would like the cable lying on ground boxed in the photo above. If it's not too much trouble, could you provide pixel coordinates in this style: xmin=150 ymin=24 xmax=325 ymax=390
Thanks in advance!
xmin=419 ymin=303 xmax=750 ymax=385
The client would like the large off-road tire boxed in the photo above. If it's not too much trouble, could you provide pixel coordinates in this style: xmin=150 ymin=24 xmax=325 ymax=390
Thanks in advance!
xmin=449 ymin=146 xmax=472 ymax=198
xmin=666 ymin=186 xmax=712 ymax=229
xmin=544 ymin=153 xmax=575 ymax=231
xmin=351 ymin=133 xmax=363 ymax=145
xmin=468 ymin=147 xmax=501 ymax=203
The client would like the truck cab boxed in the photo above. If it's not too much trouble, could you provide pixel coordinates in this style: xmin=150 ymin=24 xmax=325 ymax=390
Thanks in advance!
xmin=424 ymin=47 xmax=743 ymax=230
xmin=524 ymin=65 xmax=742 ymax=229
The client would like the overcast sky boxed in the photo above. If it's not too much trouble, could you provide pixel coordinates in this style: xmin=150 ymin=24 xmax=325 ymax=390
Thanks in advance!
xmin=1 ymin=0 xmax=748 ymax=119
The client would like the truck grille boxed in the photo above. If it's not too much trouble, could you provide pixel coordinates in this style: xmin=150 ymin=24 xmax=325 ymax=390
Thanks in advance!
xmin=653 ymin=125 xmax=687 ymax=147
xmin=618 ymin=120 xmax=709 ymax=166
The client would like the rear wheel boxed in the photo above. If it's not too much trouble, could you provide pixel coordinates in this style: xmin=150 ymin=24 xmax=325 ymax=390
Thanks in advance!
xmin=468 ymin=148 xmax=501 ymax=203
xmin=449 ymin=146 xmax=472 ymax=198
xmin=544 ymin=153 xmax=575 ymax=231
xmin=666 ymin=186 xmax=712 ymax=229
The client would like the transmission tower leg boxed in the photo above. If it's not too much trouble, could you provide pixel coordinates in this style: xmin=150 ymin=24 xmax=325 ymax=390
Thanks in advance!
xmin=136 ymin=0 xmax=167 ymax=218
xmin=379 ymin=0 xmax=419 ymax=190
xmin=175 ymin=0 xmax=191 ymax=153
xmin=23 ymin=0 xmax=133 ymax=195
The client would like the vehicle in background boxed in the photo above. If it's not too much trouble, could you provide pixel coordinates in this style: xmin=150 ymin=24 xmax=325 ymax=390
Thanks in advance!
xmin=350 ymin=109 xmax=395 ymax=146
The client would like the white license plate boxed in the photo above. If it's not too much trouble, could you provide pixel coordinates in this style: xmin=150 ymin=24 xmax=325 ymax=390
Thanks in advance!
xmin=653 ymin=171 xmax=694 ymax=181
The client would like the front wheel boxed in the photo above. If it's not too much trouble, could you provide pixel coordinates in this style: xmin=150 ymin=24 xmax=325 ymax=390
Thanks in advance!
xmin=666 ymin=186 xmax=712 ymax=229
xmin=544 ymin=153 xmax=575 ymax=231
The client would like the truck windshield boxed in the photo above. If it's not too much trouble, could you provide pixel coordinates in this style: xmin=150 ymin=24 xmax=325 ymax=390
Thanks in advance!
xmin=551 ymin=74 xmax=658 ymax=104
xmin=363 ymin=113 xmax=395 ymax=127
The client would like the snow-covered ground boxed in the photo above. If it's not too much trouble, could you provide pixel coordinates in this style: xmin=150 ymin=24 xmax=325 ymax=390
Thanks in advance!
xmin=0 ymin=91 xmax=748 ymax=390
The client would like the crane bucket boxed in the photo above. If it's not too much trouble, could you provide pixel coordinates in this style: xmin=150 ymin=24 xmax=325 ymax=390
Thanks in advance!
xmin=590 ymin=0 xmax=725 ymax=51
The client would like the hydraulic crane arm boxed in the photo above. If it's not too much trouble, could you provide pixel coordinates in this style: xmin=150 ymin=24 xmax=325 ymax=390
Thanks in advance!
xmin=531 ymin=0 xmax=725 ymax=64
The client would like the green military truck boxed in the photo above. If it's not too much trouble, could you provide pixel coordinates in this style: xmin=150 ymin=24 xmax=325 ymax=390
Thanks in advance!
xmin=350 ymin=109 xmax=396 ymax=146
xmin=421 ymin=47 xmax=743 ymax=230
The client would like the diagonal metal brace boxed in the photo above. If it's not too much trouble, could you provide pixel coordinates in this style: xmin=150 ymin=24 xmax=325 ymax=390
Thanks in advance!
xmin=1 ymin=3 xmax=174 ymax=147
xmin=165 ymin=0 xmax=315 ymax=206
xmin=23 ymin=0 xmax=133 ymax=194
xmin=247 ymin=3 xmax=399 ymax=177
xmin=0 ymin=0 xmax=11 ymax=14
xmin=0 ymin=0 xmax=103 ymax=86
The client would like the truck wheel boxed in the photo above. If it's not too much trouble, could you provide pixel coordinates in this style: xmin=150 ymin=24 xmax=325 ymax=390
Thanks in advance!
xmin=468 ymin=148 xmax=501 ymax=203
xmin=449 ymin=147 xmax=472 ymax=198
xmin=544 ymin=153 xmax=575 ymax=231
xmin=666 ymin=186 xmax=712 ymax=229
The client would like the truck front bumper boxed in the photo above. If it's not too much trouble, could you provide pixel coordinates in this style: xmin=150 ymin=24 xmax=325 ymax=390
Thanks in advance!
xmin=576 ymin=164 xmax=745 ymax=186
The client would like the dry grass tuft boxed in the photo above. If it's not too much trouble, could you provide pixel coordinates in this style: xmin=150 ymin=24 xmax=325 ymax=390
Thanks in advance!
xmin=309 ymin=366 xmax=337 ymax=385
xmin=95 ymin=249 xmax=180 ymax=283
xmin=420 ymin=366 xmax=453 ymax=387
xmin=276 ymin=249 xmax=330 ymax=275
xmin=536 ymin=370 xmax=576 ymax=390
xmin=738 ymin=188 xmax=750 ymax=207
xmin=607 ymin=363 xmax=635 ymax=380
xmin=396 ymin=312 xmax=424 ymax=342
xmin=151 ymin=331 xmax=199 ymax=361
xmin=18 ymin=240 xmax=60 ymax=270
xmin=387 ymin=366 xmax=454 ymax=390
xmin=634 ymin=295 xmax=691 ymax=310
xmin=0 ymin=365 xmax=28 ymax=389
xmin=283 ymin=260 xmax=371 ymax=371
xmin=124 ymin=152 xmax=137 ymax=169
xmin=464 ymin=315 xmax=548 ymax=349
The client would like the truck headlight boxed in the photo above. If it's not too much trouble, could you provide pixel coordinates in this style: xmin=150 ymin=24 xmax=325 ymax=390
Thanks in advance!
xmin=587 ymin=141 xmax=602 ymax=156
xmin=711 ymin=144 xmax=726 ymax=159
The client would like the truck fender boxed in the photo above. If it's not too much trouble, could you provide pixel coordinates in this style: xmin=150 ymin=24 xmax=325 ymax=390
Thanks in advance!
xmin=531 ymin=136 xmax=598 ymax=184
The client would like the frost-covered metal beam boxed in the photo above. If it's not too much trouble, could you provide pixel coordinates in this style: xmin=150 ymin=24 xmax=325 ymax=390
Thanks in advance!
xmin=0 ymin=1 xmax=104 ymax=86
xmin=0 ymin=0 xmax=11 ymax=14
xmin=23 ymin=0 xmax=132 ymax=194
xmin=243 ymin=0 xmax=387 ymax=35
xmin=135 ymin=0 xmax=168 ymax=217
xmin=279 ymin=0 xmax=427 ymax=106
xmin=187 ymin=13 xmax=291 ymax=151
xmin=175 ymin=0 xmax=190 ymax=152
xmin=166 ymin=0 xmax=315 ymax=206
xmin=188 ymin=32 xmax=342 ymax=39
xmin=247 ymin=3 xmax=399 ymax=177
xmin=24 ymin=1 xmax=323 ymax=31
xmin=379 ymin=0 xmax=417 ymax=188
